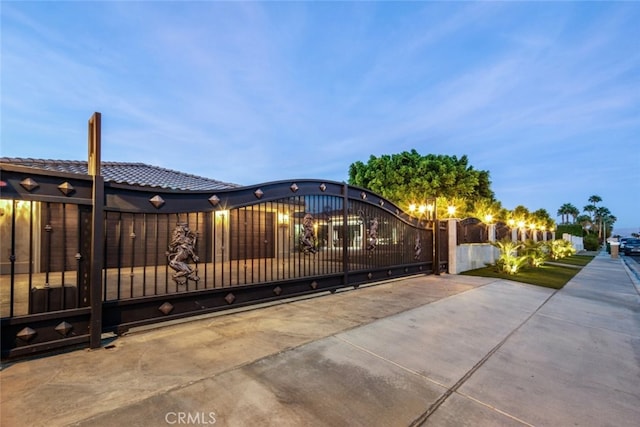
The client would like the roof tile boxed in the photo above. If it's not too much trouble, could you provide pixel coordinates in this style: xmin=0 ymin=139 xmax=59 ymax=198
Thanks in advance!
xmin=0 ymin=158 xmax=240 ymax=191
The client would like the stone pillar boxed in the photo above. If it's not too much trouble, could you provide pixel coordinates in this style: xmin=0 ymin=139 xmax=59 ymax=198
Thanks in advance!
xmin=448 ymin=218 xmax=457 ymax=274
xmin=488 ymin=224 xmax=496 ymax=265
xmin=488 ymin=224 xmax=496 ymax=243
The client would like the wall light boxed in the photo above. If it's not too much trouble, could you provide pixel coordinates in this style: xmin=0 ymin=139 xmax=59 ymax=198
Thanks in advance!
xmin=215 ymin=210 xmax=229 ymax=223
xmin=278 ymin=212 xmax=290 ymax=226
xmin=0 ymin=199 xmax=33 ymax=220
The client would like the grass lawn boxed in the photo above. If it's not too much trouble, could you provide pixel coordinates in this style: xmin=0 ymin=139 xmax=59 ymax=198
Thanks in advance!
xmin=461 ymin=254 xmax=595 ymax=289
xmin=546 ymin=254 xmax=594 ymax=267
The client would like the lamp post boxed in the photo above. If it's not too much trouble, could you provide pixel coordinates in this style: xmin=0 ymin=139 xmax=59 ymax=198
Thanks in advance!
xmin=409 ymin=199 xmax=439 ymax=275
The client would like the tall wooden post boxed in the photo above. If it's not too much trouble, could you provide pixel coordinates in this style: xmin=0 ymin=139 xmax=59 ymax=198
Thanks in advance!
xmin=88 ymin=112 xmax=104 ymax=349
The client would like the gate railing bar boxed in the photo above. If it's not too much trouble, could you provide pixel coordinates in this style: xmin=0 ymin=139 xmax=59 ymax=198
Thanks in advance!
xmin=342 ymin=183 xmax=349 ymax=287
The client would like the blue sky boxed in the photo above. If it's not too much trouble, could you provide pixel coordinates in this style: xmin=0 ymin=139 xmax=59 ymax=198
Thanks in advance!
xmin=2 ymin=1 xmax=639 ymax=233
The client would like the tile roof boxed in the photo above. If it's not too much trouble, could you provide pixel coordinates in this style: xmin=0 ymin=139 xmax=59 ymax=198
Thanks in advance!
xmin=0 ymin=158 xmax=241 ymax=191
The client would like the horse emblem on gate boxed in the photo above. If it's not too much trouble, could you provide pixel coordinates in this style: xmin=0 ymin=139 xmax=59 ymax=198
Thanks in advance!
xmin=300 ymin=213 xmax=317 ymax=254
xmin=168 ymin=223 xmax=200 ymax=285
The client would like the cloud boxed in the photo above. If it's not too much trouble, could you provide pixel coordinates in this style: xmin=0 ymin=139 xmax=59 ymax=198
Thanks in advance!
xmin=2 ymin=1 xmax=638 ymax=227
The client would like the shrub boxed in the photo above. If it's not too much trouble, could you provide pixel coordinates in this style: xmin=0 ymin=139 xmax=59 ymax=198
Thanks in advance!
xmin=583 ymin=233 xmax=600 ymax=251
xmin=555 ymin=224 xmax=584 ymax=237
xmin=492 ymin=239 xmax=528 ymax=275
xmin=549 ymin=239 xmax=577 ymax=260
xmin=522 ymin=239 xmax=547 ymax=267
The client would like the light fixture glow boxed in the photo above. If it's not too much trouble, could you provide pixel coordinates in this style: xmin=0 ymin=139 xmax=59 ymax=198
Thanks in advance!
xmin=278 ymin=212 xmax=290 ymax=225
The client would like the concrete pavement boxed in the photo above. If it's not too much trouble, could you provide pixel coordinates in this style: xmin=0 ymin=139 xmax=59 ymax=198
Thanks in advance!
xmin=1 ymin=251 xmax=639 ymax=426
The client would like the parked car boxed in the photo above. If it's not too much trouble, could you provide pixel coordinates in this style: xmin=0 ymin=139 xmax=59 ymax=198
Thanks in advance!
xmin=623 ymin=238 xmax=640 ymax=256
xmin=619 ymin=237 xmax=629 ymax=252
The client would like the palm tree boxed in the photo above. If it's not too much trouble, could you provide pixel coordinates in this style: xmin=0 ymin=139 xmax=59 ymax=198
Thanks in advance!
xmin=557 ymin=203 xmax=569 ymax=224
xmin=594 ymin=206 xmax=613 ymax=240
xmin=583 ymin=204 xmax=596 ymax=224
xmin=567 ymin=205 xmax=580 ymax=223
xmin=576 ymin=214 xmax=592 ymax=234
xmin=557 ymin=203 xmax=572 ymax=224
xmin=588 ymin=195 xmax=602 ymax=206
xmin=602 ymin=214 xmax=616 ymax=242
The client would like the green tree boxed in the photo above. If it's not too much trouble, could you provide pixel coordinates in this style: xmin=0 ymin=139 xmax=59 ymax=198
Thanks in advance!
xmin=594 ymin=206 xmax=616 ymax=240
xmin=558 ymin=203 xmax=579 ymax=224
xmin=588 ymin=195 xmax=602 ymax=206
xmin=576 ymin=214 xmax=593 ymax=233
xmin=348 ymin=150 xmax=495 ymax=214
xmin=584 ymin=194 xmax=602 ymax=228
xmin=531 ymin=208 xmax=554 ymax=231
xmin=581 ymin=195 xmax=615 ymax=242
xmin=567 ymin=204 xmax=580 ymax=223
xmin=557 ymin=203 xmax=574 ymax=224
xmin=583 ymin=204 xmax=596 ymax=224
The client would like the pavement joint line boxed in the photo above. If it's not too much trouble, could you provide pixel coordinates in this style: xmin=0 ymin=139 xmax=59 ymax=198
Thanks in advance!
xmin=69 ymin=277 xmax=492 ymax=425
xmin=455 ymin=391 xmax=534 ymax=427
xmin=409 ymin=287 xmax=561 ymax=427
xmin=335 ymin=335 xmax=450 ymax=390
xmin=535 ymin=312 xmax=640 ymax=339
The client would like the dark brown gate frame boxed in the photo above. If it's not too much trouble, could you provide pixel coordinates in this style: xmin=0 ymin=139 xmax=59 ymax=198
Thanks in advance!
xmin=0 ymin=113 xmax=447 ymax=359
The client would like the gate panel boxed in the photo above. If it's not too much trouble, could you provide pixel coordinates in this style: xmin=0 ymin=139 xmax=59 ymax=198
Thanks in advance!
xmin=1 ymin=180 xmax=93 ymax=358
xmin=2 ymin=175 xmax=441 ymax=359
xmin=98 ymin=181 xmax=436 ymax=335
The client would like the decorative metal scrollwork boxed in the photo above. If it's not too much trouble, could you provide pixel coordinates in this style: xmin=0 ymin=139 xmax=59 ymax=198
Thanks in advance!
xmin=168 ymin=223 xmax=200 ymax=285
xmin=414 ymin=233 xmax=422 ymax=260
xmin=300 ymin=213 xmax=317 ymax=254
xmin=366 ymin=217 xmax=379 ymax=251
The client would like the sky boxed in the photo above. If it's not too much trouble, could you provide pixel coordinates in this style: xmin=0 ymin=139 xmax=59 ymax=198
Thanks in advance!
xmin=1 ymin=1 xmax=639 ymax=234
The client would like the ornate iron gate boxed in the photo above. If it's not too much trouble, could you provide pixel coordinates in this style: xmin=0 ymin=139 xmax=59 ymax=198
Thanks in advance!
xmin=1 ymin=165 xmax=446 ymax=359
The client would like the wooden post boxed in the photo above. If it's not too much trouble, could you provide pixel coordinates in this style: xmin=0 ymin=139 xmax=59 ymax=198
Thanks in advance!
xmin=88 ymin=112 xmax=104 ymax=349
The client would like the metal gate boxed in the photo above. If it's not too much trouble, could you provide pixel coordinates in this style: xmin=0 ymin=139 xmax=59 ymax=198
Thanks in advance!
xmin=1 ymin=158 xmax=446 ymax=359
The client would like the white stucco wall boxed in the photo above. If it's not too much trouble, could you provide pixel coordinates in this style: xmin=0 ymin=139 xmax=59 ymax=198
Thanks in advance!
xmin=563 ymin=233 xmax=584 ymax=251
xmin=453 ymin=243 xmax=499 ymax=274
